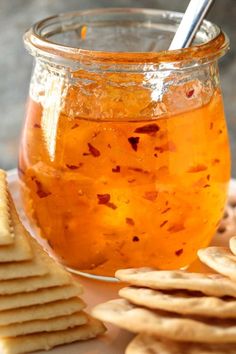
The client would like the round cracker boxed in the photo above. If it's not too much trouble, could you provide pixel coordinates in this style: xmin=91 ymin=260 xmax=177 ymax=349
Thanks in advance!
xmin=198 ymin=247 xmax=236 ymax=281
xmin=119 ymin=286 xmax=236 ymax=318
xmin=126 ymin=334 xmax=236 ymax=354
xmin=92 ymin=299 xmax=236 ymax=343
xmin=116 ymin=268 xmax=236 ymax=297
xmin=230 ymin=237 xmax=236 ymax=256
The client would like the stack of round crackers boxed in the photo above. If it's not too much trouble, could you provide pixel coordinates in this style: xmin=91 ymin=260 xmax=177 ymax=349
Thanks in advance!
xmin=0 ymin=171 xmax=105 ymax=354
xmin=93 ymin=223 xmax=236 ymax=352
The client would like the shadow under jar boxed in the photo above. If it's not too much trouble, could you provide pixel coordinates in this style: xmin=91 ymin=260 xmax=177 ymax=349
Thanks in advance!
xmin=18 ymin=8 xmax=231 ymax=280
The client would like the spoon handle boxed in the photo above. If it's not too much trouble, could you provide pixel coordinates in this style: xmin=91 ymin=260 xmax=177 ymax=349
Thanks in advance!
xmin=169 ymin=0 xmax=215 ymax=50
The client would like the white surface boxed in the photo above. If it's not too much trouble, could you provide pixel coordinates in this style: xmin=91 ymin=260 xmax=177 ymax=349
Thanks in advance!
xmin=7 ymin=169 xmax=236 ymax=354
xmin=8 ymin=170 xmax=133 ymax=354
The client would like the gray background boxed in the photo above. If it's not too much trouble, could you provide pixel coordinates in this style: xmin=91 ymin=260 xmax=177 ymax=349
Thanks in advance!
xmin=0 ymin=0 xmax=235 ymax=174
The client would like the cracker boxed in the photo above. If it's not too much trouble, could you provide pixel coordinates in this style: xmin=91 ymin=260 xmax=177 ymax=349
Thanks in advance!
xmin=0 ymin=284 xmax=82 ymax=311
xmin=0 ymin=263 xmax=78 ymax=295
xmin=0 ymin=316 xmax=106 ymax=354
xmin=0 ymin=226 xmax=79 ymax=292
xmin=198 ymin=247 xmax=236 ymax=281
xmin=116 ymin=268 xmax=236 ymax=297
xmin=92 ymin=298 xmax=236 ymax=343
xmin=0 ymin=171 xmax=14 ymax=245
xmin=26 ymin=229 xmax=80 ymax=285
xmin=0 ymin=205 xmax=81 ymax=287
xmin=0 ymin=198 xmax=32 ymax=262
xmin=0 ymin=227 xmax=73 ymax=282
xmin=0 ymin=258 xmax=48 ymax=281
xmin=0 ymin=297 xmax=85 ymax=325
xmin=230 ymin=236 xmax=236 ymax=256
xmin=0 ymin=311 xmax=87 ymax=337
xmin=126 ymin=334 xmax=236 ymax=354
xmin=120 ymin=286 xmax=236 ymax=318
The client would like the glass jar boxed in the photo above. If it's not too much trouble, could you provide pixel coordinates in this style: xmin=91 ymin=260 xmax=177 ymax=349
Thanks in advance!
xmin=19 ymin=8 xmax=231 ymax=280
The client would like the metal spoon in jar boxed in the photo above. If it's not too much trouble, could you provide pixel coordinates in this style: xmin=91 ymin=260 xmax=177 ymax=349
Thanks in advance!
xmin=169 ymin=0 xmax=215 ymax=50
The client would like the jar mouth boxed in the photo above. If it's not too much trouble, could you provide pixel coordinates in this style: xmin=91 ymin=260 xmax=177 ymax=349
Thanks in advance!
xmin=24 ymin=8 xmax=229 ymax=67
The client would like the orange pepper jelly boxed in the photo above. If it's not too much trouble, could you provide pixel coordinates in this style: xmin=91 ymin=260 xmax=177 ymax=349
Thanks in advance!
xmin=19 ymin=8 xmax=231 ymax=278
xmin=18 ymin=74 xmax=230 ymax=276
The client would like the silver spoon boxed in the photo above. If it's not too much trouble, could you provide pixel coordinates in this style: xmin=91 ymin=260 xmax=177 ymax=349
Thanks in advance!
xmin=169 ymin=0 xmax=215 ymax=50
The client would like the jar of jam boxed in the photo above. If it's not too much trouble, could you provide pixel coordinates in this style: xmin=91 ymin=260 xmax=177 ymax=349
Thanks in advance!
xmin=19 ymin=8 xmax=230 ymax=280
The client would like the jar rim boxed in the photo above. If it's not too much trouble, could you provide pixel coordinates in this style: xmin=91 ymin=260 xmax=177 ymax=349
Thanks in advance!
xmin=24 ymin=8 xmax=229 ymax=67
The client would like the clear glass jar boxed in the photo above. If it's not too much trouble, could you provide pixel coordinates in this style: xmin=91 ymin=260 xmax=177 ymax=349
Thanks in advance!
xmin=19 ymin=8 xmax=231 ymax=280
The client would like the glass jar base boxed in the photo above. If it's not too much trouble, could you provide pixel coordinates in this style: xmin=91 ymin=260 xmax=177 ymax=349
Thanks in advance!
xmin=65 ymin=266 xmax=119 ymax=282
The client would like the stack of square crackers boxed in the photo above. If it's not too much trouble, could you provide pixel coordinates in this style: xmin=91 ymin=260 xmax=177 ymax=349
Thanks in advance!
xmin=93 ymin=239 xmax=236 ymax=353
xmin=0 ymin=170 xmax=105 ymax=354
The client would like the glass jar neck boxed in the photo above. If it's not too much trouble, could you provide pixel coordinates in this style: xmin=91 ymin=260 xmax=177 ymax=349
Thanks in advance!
xmin=24 ymin=8 xmax=229 ymax=72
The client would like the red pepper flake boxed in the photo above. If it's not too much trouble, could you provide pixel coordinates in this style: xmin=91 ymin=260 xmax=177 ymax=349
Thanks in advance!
xmin=107 ymin=144 xmax=112 ymax=149
xmin=107 ymin=202 xmax=117 ymax=210
xmin=160 ymin=220 xmax=168 ymax=228
xmin=88 ymin=143 xmax=101 ymax=157
xmin=66 ymin=163 xmax=83 ymax=170
xmin=33 ymin=123 xmax=41 ymax=128
xmin=128 ymin=178 xmax=136 ymax=183
xmin=207 ymin=174 xmax=210 ymax=181
xmin=126 ymin=217 xmax=135 ymax=226
xmin=134 ymin=124 xmax=160 ymax=135
xmin=203 ymin=184 xmax=210 ymax=188
xmin=143 ymin=191 xmax=158 ymax=201
xmin=71 ymin=123 xmax=79 ymax=129
xmin=155 ymin=147 xmax=163 ymax=153
xmin=212 ymin=158 xmax=220 ymax=165
xmin=93 ymin=131 xmax=100 ymax=138
xmin=128 ymin=167 xmax=149 ymax=174
xmin=168 ymin=224 xmax=185 ymax=233
xmin=186 ymin=89 xmax=194 ymax=98
xmin=128 ymin=137 xmax=140 ymax=152
xmin=175 ymin=248 xmax=183 ymax=256
xmin=218 ymin=129 xmax=223 ymax=134
xmin=188 ymin=164 xmax=207 ymax=173
xmin=210 ymin=122 xmax=214 ymax=130
xmin=132 ymin=236 xmax=140 ymax=242
xmin=161 ymin=207 xmax=171 ymax=214
xmin=112 ymin=165 xmax=121 ymax=173
xmin=35 ymin=180 xmax=51 ymax=198
xmin=154 ymin=142 xmax=176 ymax=153
xmin=97 ymin=194 xmax=110 ymax=204
xmin=154 ymin=153 xmax=158 ymax=158
xmin=97 ymin=194 xmax=117 ymax=209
